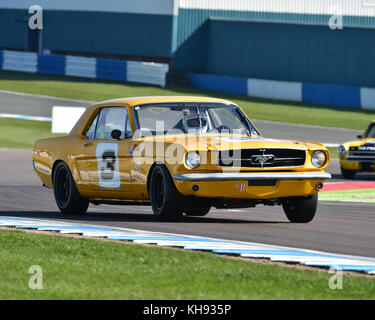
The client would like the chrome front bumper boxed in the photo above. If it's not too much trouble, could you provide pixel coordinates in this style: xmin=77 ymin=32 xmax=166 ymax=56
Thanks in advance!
xmin=174 ymin=172 xmax=332 ymax=181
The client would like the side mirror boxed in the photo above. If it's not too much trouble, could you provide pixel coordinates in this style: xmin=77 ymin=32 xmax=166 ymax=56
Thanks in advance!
xmin=124 ymin=131 xmax=132 ymax=139
xmin=357 ymin=135 xmax=363 ymax=139
xmin=111 ymin=129 xmax=122 ymax=140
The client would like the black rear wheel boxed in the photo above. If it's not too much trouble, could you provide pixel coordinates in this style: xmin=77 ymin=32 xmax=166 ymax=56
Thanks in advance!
xmin=282 ymin=194 xmax=318 ymax=223
xmin=53 ymin=162 xmax=89 ymax=215
xmin=149 ymin=164 xmax=184 ymax=221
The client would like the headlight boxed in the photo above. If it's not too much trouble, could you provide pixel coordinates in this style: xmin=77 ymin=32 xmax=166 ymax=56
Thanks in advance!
xmin=311 ymin=151 xmax=327 ymax=168
xmin=185 ymin=151 xmax=201 ymax=169
xmin=337 ymin=145 xmax=347 ymax=155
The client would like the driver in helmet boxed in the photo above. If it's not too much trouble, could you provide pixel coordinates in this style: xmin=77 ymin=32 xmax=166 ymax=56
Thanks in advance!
xmin=182 ymin=110 xmax=208 ymax=134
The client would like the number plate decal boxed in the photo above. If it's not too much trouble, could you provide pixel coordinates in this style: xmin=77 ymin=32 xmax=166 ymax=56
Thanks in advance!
xmin=96 ymin=142 xmax=121 ymax=189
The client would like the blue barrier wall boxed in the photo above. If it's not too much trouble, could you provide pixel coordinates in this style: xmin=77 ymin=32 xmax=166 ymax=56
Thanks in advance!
xmin=302 ymin=83 xmax=361 ymax=109
xmin=189 ymin=72 xmax=372 ymax=110
xmin=96 ymin=58 xmax=127 ymax=82
xmin=37 ymin=54 xmax=65 ymax=75
xmin=0 ymin=50 xmax=169 ymax=87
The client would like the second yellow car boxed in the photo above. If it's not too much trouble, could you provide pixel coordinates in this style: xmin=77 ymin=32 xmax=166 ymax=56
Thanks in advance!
xmin=338 ymin=120 xmax=375 ymax=179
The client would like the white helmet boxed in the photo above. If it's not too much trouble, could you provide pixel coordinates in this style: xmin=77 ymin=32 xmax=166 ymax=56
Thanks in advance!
xmin=182 ymin=111 xmax=208 ymax=134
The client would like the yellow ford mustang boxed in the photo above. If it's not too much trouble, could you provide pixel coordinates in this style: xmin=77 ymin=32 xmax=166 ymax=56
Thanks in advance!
xmin=338 ymin=120 xmax=375 ymax=179
xmin=33 ymin=96 xmax=331 ymax=223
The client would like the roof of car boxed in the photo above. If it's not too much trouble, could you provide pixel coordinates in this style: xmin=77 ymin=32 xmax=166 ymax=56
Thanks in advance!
xmin=91 ymin=96 xmax=235 ymax=107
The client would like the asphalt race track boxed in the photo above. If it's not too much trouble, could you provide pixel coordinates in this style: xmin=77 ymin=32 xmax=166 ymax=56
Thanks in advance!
xmin=0 ymin=90 xmax=362 ymax=144
xmin=0 ymin=90 xmax=89 ymax=117
xmin=1 ymin=149 xmax=374 ymax=259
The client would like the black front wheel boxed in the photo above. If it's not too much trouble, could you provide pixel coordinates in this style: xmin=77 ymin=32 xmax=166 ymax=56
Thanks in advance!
xmin=282 ymin=194 xmax=318 ymax=223
xmin=184 ymin=206 xmax=211 ymax=217
xmin=149 ymin=165 xmax=184 ymax=221
xmin=341 ymin=167 xmax=356 ymax=179
xmin=53 ymin=162 xmax=89 ymax=215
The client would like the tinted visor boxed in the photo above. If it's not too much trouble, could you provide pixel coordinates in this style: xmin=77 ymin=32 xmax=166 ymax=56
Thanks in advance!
xmin=186 ymin=117 xmax=207 ymax=127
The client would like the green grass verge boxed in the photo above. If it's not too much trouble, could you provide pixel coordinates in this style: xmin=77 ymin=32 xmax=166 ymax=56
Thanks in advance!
xmin=0 ymin=70 xmax=374 ymax=130
xmin=327 ymin=147 xmax=338 ymax=159
xmin=0 ymin=118 xmax=62 ymax=149
xmin=320 ymin=188 xmax=375 ymax=203
xmin=0 ymin=228 xmax=374 ymax=300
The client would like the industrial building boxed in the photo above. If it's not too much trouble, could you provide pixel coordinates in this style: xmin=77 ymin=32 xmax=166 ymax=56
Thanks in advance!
xmin=1 ymin=1 xmax=375 ymax=106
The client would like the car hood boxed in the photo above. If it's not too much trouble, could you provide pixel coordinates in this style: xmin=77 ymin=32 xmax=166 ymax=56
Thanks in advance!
xmin=342 ymin=138 xmax=375 ymax=148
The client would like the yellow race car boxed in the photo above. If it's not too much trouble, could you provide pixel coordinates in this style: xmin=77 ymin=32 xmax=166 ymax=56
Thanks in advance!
xmin=33 ymin=96 xmax=331 ymax=223
xmin=338 ymin=120 xmax=375 ymax=179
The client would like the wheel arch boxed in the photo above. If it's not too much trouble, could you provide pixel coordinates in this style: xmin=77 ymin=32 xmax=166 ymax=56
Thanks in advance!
xmin=146 ymin=161 xmax=164 ymax=196
xmin=51 ymin=159 xmax=67 ymax=185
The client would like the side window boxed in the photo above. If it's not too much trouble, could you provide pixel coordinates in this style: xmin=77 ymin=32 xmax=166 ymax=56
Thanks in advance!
xmin=85 ymin=114 xmax=99 ymax=139
xmin=95 ymin=107 xmax=130 ymax=139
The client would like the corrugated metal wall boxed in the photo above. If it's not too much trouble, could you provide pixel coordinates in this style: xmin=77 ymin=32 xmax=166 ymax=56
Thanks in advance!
xmin=0 ymin=9 xmax=29 ymax=50
xmin=173 ymin=0 xmax=375 ymax=87
xmin=43 ymin=11 xmax=174 ymax=58
xmin=0 ymin=0 xmax=176 ymax=58
xmin=204 ymin=19 xmax=375 ymax=87
xmin=0 ymin=0 xmax=175 ymax=15
xmin=178 ymin=0 xmax=375 ymax=27
xmin=175 ymin=0 xmax=375 ymax=51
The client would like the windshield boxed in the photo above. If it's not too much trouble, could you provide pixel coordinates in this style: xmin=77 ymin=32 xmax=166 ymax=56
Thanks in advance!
xmin=133 ymin=103 xmax=260 ymax=137
xmin=366 ymin=124 xmax=375 ymax=138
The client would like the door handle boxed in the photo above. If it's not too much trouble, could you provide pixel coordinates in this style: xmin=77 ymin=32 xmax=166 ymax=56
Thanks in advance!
xmin=83 ymin=142 xmax=93 ymax=148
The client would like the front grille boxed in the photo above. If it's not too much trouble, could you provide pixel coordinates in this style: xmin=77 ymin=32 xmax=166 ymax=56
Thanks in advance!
xmin=347 ymin=146 xmax=375 ymax=162
xmin=218 ymin=148 xmax=306 ymax=168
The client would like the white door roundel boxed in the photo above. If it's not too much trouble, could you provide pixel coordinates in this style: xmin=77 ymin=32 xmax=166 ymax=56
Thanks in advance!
xmin=96 ymin=142 xmax=121 ymax=189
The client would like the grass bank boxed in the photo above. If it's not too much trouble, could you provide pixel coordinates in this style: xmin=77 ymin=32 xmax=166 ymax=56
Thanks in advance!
xmin=320 ymin=188 xmax=375 ymax=203
xmin=0 ymin=118 xmax=62 ymax=149
xmin=0 ymin=228 xmax=374 ymax=300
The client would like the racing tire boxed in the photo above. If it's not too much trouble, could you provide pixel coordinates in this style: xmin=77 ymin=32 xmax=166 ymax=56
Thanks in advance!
xmin=184 ymin=206 xmax=211 ymax=216
xmin=341 ymin=167 xmax=356 ymax=179
xmin=53 ymin=162 xmax=89 ymax=215
xmin=282 ymin=194 xmax=318 ymax=223
xmin=149 ymin=164 xmax=184 ymax=221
